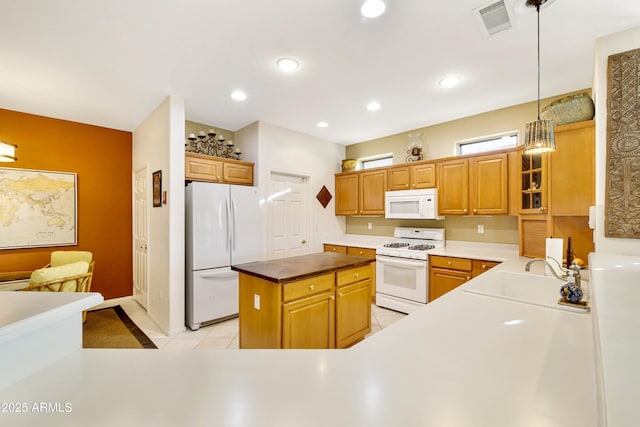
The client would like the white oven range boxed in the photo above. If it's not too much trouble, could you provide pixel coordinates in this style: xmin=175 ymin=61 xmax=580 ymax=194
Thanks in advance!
xmin=376 ymin=227 xmax=445 ymax=314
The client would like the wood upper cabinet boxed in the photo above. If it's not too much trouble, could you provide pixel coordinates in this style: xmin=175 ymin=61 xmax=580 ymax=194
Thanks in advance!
xmin=549 ymin=120 xmax=595 ymax=216
xmin=185 ymin=152 xmax=254 ymax=186
xmin=335 ymin=169 xmax=387 ymax=215
xmin=335 ymin=173 xmax=360 ymax=215
xmin=412 ymin=163 xmax=437 ymax=189
xmin=469 ymin=153 xmax=509 ymax=215
xmin=437 ymin=158 xmax=469 ymax=215
xmin=387 ymin=166 xmax=411 ymax=191
xmin=519 ymin=152 xmax=549 ymax=214
xmin=387 ymin=163 xmax=436 ymax=191
xmin=359 ymin=169 xmax=387 ymax=214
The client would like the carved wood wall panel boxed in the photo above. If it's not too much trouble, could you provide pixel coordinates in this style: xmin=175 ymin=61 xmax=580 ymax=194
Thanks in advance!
xmin=606 ymin=48 xmax=640 ymax=238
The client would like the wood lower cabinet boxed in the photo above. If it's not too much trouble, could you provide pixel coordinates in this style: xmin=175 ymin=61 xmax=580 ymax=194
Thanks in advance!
xmin=429 ymin=255 xmax=499 ymax=301
xmin=323 ymin=245 xmax=377 ymax=300
xmin=185 ymin=152 xmax=254 ymax=185
xmin=471 ymin=259 xmax=500 ymax=277
xmin=283 ymin=291 xmax=335 ymax=349
xmin=239 ymin=264 xmax=372 ymax=349
xmin=336 ymin=265 xmax=372 ymax=348
xmin=323 ymin=244 xmax=348 ymax=254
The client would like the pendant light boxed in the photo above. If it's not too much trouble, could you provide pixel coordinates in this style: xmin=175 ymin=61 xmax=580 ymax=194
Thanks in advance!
xmin=0 ymin=141 xmax=17 ymax=162
xmin=523 ymin=0 xmax=555 ymax=155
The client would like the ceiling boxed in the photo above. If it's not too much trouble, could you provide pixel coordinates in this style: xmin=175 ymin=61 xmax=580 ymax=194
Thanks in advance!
xmin=1 ymin=0 xmax=639 ymax=145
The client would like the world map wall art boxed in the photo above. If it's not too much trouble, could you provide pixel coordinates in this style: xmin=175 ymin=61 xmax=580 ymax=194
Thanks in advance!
xmin=0 ymin=167 xmax=77 ymax=249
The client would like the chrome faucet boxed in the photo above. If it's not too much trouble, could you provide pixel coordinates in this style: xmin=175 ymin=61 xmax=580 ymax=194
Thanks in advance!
xmin=524 ymin=257 xmax=582 ymax=287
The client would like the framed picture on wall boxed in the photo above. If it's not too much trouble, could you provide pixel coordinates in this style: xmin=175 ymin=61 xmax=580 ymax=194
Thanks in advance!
xmin=152 ymin=170 xmax=162 ymax=207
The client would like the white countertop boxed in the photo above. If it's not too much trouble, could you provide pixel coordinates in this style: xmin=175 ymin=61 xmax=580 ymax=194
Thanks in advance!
xmin=0 ymin=291 xmax=103 ymax=345
xmin=0 ymin=251 xmax=603 ymax=426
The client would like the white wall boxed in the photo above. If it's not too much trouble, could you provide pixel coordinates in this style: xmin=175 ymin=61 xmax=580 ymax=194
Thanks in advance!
xmin=132 ymin=95 xmax=186 ymax=335
xmin=593 ymin=26 xmax=640 ymax=256
xmin=237 ymin=121 xmax=346 ymax=256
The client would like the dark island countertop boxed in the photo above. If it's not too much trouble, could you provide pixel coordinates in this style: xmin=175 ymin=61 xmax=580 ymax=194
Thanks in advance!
xmin=231 ymin=252 xmax=374 ymax=284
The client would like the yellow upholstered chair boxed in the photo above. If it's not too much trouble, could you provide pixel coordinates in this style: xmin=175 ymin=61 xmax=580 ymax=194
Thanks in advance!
xmin=22 ymin=251 xmax=95 ymax=321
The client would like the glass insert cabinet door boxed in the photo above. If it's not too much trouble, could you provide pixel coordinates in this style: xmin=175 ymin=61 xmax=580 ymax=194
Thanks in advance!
xmin=520 ymin=153 xmax=548 ymax=214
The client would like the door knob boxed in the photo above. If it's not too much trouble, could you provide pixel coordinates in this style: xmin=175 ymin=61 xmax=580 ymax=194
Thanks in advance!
xmin=301 ymin=240 xmax=307 ymax=244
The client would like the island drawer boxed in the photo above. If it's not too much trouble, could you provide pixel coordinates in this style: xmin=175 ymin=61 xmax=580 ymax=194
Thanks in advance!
xmin=429 ymin=255 xmax=472 ymax=272
xmin=337 ymin=265 xmax=371 ymax=287
xmin=283 ymin=273 xmax=335 ymax=303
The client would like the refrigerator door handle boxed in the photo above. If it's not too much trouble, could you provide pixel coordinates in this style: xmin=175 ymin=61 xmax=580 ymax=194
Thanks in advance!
xmin=231 ymin=198 xmax=237 ymax=251
xmin=225 ymin=198 xmax=231 ymax=251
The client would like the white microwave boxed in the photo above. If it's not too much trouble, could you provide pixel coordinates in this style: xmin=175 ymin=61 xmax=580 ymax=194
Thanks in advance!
xmin=385 ymin=189 xmax=444 ymax=220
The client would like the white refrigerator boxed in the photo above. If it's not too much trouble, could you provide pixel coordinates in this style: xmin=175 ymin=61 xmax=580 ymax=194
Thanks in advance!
xmin=185 ymin=181 xmax=261 ymax=330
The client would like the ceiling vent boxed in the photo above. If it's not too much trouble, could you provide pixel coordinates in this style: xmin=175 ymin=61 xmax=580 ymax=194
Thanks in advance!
xmin=473 ymin=0 xmax=512 ymax=37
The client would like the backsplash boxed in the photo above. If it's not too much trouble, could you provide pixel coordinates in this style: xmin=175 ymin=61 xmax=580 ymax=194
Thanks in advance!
xmin=345 ymin=215 xmax=518 ymax=244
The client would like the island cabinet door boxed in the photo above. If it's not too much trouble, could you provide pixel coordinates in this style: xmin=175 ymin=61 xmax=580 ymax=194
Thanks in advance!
xmin=336 ymin=279 xmax=371 ymax=349
xmin=282 ymin=291 xmax=335 ymax=349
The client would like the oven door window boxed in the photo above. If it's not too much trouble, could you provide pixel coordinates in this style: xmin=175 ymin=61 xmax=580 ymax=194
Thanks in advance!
xmin=382 ymin=264 xmax=419 ymax=291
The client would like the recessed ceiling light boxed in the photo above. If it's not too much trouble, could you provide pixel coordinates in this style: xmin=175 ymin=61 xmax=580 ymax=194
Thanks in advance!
xmin=367 ymin=101 xmax=381 ymax=111
xmin=230 ymin=90 xmax=247 ymax=101
xmin=276 ymin=57 xmax=299 ymax=73
xmin=361 ymin=0 xmax=386 ymax=18
xmin=317 ymin=121 xmax=328 ymax=128
xmin=438 ymin=75 xmax=462 ymax=88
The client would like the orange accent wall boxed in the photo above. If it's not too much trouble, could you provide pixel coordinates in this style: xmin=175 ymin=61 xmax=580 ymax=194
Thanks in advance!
xmin=0 ymin=108 xmax=132 ymax=300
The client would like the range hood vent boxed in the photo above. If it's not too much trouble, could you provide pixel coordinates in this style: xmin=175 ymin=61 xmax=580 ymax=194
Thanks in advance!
xmin=473 ymin=0 xmax=512 ymax=37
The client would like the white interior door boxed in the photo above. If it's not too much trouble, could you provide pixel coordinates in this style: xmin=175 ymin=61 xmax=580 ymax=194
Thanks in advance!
xmin=268 ymin=172 xmax=309 ymax=260
xmin=133 ymin=166 xmax=149 ymax=309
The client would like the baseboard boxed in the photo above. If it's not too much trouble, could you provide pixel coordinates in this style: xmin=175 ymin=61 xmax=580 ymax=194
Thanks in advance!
xmin=89 ymin=295 xmax=134 ymax=311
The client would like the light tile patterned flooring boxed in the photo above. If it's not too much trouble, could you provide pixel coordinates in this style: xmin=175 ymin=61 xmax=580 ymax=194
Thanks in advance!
xmin=119 ymin=299 xmax=407 ymax=350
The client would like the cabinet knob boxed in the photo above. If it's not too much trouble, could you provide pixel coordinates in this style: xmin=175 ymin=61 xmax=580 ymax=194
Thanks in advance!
xmin=358 ymin=251 xmax=363 ymax=255
xmin=217 ymin=176 xmax=221 ymax=180
xmin=332 ymin=248 xmax=337 ymax=252
xmin=338 ymin=292 xmax=344 ymax=297
xmin=466 ymin=276 xmax=470 ymax=280
xmin=309 ymin=284 xmax=315 ymax=290
xmin=447 ymin=261 xmax=452 ymax=266
xmin=473 ymin=209 xmax=477 ymax=213
xmin=354 ymin=273 xmax=359 ymax=278
xmin=411 ymin=183 xmax=414 ymax=187
xmin=330 ymin=295 xmax=335 ymax=301
xmin=463 ymin=209 xmax=468 ymax=213
xmin=482 ymin=264 xmax=486 ymax=269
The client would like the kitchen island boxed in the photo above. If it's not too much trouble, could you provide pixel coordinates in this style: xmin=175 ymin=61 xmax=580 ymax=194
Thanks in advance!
xmin=232 ymin=252 xmax=374 ymax=349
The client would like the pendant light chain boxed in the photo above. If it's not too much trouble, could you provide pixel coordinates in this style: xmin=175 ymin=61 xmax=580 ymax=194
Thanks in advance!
xmin=536 ymin=2 xmax=541 ymax=121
